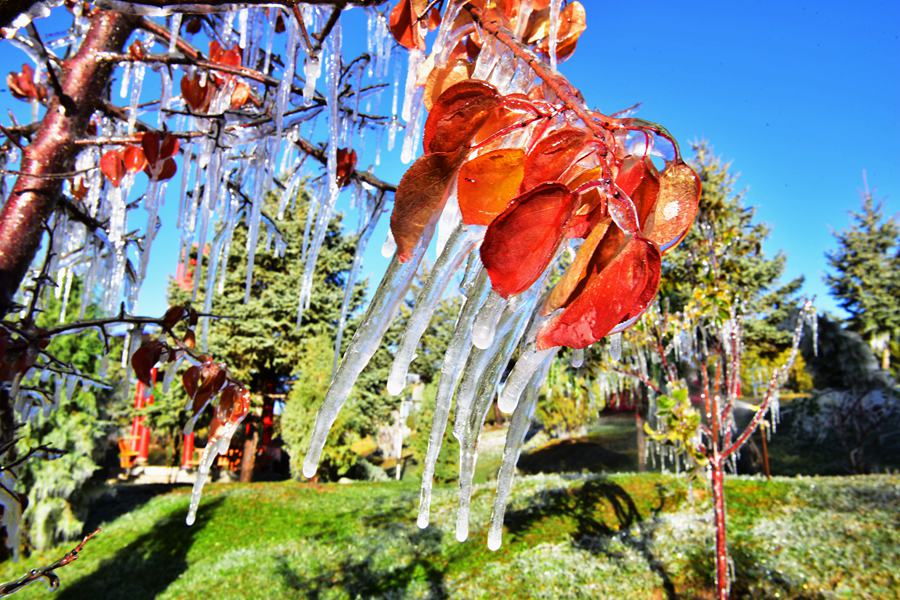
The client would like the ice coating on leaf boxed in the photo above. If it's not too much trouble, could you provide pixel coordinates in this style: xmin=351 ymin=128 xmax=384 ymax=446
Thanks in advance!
xmin=458 ymin=148 xmax=525 ymax=226
xmin=423 ymin=80 xmax=500 ymax=154
xmin=303 ymin=224 xmax=435 ymax=478
xmin=388 ymin=225 xmax=478 ymax=396
xmin=520 ymin=127 xmax=591 ymax=192
xmin=645 ymin=161 xmax=702 ymax=252
xmin=481 ymin=183 xmax=576 ymax=298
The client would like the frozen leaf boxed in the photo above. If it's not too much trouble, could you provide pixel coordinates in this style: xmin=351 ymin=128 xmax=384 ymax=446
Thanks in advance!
xmin=423 ymin=80 xmax=501 ymax=154
xmin=390 ymin=149 xmax=465 ymax=261
xmin=521 ymin=127 xmax=592 ymax=191
xmin=336 ymin=147 xmax=357 ymax=188
xmin=128 ymin=40 xmax=145 ymax=60
xmin=544 ymin=218 xmax=612 ymax=313
xmin=644 ymin=161 xmax=701 ymax=252
xmin=537 ymin=1 xmax=586 ymax=61
xmin=123 ymin=145 xmax=147 ymax=174
xmin=230 ymin=81 xmax=251 ymax=109
xmin=457 ymin=148 xmax=525 ymax=226
xmin=131 ymin=340 xmax=166 ymax=385
xmin=616 ymin=155 xmax=660 ymax=228
xmin=142 ymin=131 xmax=179 ymax=181
xmin=185 ymin=17 xmax=202 ymax=34
xmin=564 ymin=166 xmax=605 ymax=238
xmin=389 ymin=0 xmax=427 ymax=50
xmin=162 ymin=305 xmax=187 ymax=329
xmin=181 ymin=73 xmax=215 ymax=113
xmin=537 ymin=236 xmax=661 ymax=349
xmin=424 ymin=59 xmax=472 ymax=111
xmin=99 ymin=150 xmax=125 ymax=187
xmin=481 ymin=182 xmax=577 ymax=298
xmin=7 ymin=64 xmax=46 ymax=102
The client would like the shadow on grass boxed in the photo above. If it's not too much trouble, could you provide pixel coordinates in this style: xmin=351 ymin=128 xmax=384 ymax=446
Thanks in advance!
xmin=59 ymin=496 xmax=224 ymax=600
xmin=275 ymin=493 xmax=448 ymax=598
xmin=83 ymin=484 xmax=189 ymax=533
xmin=504 ymin=478 xmax=678 ymax=600
xmin=518 ymin=438 xmax=635 ymax=474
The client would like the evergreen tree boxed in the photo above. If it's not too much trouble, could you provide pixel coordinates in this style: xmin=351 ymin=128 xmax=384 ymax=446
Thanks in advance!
xmin=825 ymin=187 xmax=900 ymax=372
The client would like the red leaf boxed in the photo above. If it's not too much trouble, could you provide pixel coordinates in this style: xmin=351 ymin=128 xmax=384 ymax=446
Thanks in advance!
xmin=544 ymin=218 xmax=613 ymax=314
xmin=336 ymin=147 xmax=357 ymax=188
xmin=481 ymin=182 xmax=577 ymax=298
xmin=616 ymin=155 xmax=660 ymax=229
xmin=217 ymin=384 xmax=250 ymax=424
xmin=644 ymin=161 xmax=701 ymax=252
xmin=423 ymin=80 xmax=501 ymax=154
xmin=162 ymin=305 xmax=187 ymax=329
xmin=123 ymin=145 xmax=147 ymax=173
xmin=389 ymin=0 xmax=425 ymax=50
xmin=521 ymin=127 xmax=593 ymax=191
xmin=537 ymin=236 xmax=661 ymax=349
xmin=142 ymin=132 xmax=180 ymax=181
xmin=99 ymin=150 xmax=125 ymax=187
xmin=457 ymin=148 xmax=525 ymax=226
xmin=131 ymin=340 xmax=166 ymax=386
xmin=390 ymin=149 xmax=466 ymax=262
xmin=180 ymin=73 xmax=216 ymax=113
xmin=7 ymin=64 xmax=46 ymax=102
xmin=182 ymin=365 xmax=200 ymax=400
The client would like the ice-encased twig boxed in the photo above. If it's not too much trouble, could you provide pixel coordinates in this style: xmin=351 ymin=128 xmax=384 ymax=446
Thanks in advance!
xmin=387 ymin=225 xmax=478 ymax=396
xmin=302 ymin=223 xmax=436 ymax=478
xmin=417 ymin=268 xmax=489 ymax=528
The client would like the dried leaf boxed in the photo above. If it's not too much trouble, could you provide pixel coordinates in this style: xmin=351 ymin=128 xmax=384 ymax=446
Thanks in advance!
xmin=644 ymin=161 xmax=701 ymax=252
xmin=183 ymin=329 xmax=196 ymax=349
xmin=142 ymin=132 xmax=180 ymax=181
xmin=457 ymin=148 xmax=525 ymax=226
xmin=537 ymin=236 xmax=661 ymax=349
xmin=423 ymin=80 xmax=501 ymax=154
xmin=182 ymin=365 xmax=200 ymax=400
xmin=7 ymin=64 xmax=46 ymax=102
xmin=390 ymin=149 xmax=466 ymax=262
xmin=481 ymin=182 xmax=577 ymax=298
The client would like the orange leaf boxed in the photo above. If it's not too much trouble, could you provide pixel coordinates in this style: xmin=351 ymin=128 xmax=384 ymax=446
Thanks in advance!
xmin=481 ymin=182 xmax=577 ymax=298
xmin=99 ymin=150 xmax=125 ymax=187
xmin=537 ymin=1 xmax=587 ymax=62
xmin=230 ymin=81 xmax=251 ymax=109
xmin=457 ymin=148 xmax=525 ymax=226
xmin=644 ymin=161 xmax=701 ymax=253
xmin=389 ymin=0 xmax=425 ymax=50
xmin=424 ymin=59 xmax=472 ymax=111
xmin=7 ymin=64 xmax=47 ymax=102
xmin=544 ymin=219 xmax=615 ymax=314
xmin=521 ymin=127 xmax=593 ymax=191
xmin=423 ymin=80 xmax=501 ymax=154
xmin=616 ymin=155 xmax=660 ymax=229
xmin=390 ymin=149 xmax=466 ymax=262
xmin=128 ymin=40 xmax=145 ymax=60
xmin=537 ymin=236 xmax=661 ymax=349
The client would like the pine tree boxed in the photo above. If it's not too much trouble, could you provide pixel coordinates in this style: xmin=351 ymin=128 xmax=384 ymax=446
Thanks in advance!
xmin=825 ymin=186 xmax=900 ymax=372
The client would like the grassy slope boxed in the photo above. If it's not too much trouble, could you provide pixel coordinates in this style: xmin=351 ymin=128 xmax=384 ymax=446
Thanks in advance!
xmin=1 ymin=473 xmax=897 ymax=599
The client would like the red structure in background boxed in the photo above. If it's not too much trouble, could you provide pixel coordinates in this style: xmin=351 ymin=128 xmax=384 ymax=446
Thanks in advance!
xmin=181 ymin=432 xmax=195 ymax=468
xmin=130 ymin=367 xmax=156 ymax=461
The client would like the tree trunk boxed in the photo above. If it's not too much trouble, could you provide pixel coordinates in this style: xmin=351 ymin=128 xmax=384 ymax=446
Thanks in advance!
xmin=711 ymin=458 xmax=729 ymax=599
xmin=239 ymin=428 xmax=258 ymax=483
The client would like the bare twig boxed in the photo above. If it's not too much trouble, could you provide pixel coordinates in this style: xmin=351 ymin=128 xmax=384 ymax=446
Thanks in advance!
xmin=0 ymin=529 xmax=101 ymax=596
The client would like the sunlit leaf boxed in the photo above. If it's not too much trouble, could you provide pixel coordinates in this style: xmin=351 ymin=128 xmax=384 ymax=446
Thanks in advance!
xmin=521 ymin=127 xmax=592 ymax=191
xmin=457 ymin=148 xmax=525 ymax=226
xmin=390 ymin=149 xmax=466 ymax=262
xmin=123 ymin=145 xmax=147 ymax=174
xmin=7 ymin=64 xmax=46 ymax=102
xmin=336 ymin=147 xmax=357 ymax=188
xmin=180 ymin=73 xmax=215 ymax=113
xmin=536 ymin=1 xmax=586 ymax=62
xmin=644 ymin=161 xmax=701 ymax=252
xmin=389 ymin=0 xmax=426 ymax=50
xmin=537 ymin=236 xmax=661 ymax=349
xmin=616 ymin=155 xmax=660 ymax=228
xmin=544 ymin=218 xmax=612 ymax=314
xmin=424 ymin=59 xmax=471 ymax=111
xmin=423 ymin=80 xmax=501 ymax=154
xmin=131 ymin=340 xmax=166 ymax=386
xmin=481 ymin=182 xmax=577 ymax=298
xmin=99 ymin=150 xmax=125 ymax=187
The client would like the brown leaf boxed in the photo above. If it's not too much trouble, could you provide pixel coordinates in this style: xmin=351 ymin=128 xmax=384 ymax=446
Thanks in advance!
xmin=183 ymin=329 xmax=196 ymax=349
xmin=162 ymin=305 xmax=187 ymax=329
xmin=180 ymin=73 xmax=216 ymax=113
xmin=131 ymin=340 xmax=166 ymax=386
xmin=390 ymin=149 xmax=466 ymax=262
xmin=336 ymin=147 xmax=357 ymax=188
xmin=457 ymin=148 xmax=525 ymax=226
xmin=389 ymin=0 xmax=425 ymax=50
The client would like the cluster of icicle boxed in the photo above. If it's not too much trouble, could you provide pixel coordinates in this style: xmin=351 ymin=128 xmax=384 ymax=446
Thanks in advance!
xmin=299 ymin=2 xmax=595 ymax=551
xmin=0 ymin=3 xmax=406 ymax=538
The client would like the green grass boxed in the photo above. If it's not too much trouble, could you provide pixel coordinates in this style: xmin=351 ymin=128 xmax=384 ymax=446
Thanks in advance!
xmin=1 ymin=473 xmax=898 ymax=599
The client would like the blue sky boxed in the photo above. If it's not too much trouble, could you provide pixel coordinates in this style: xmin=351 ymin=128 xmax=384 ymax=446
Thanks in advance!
xmin=4 ymin=1 xmax=898 ymax=319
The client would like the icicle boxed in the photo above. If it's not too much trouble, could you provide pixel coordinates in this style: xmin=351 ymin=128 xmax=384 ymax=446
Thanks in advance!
xmin=274 ymin=12 xmax=298 ymax=141
xmin=303 ymin=223 xmax=436 ymax=479
xmin=498 ymin=345 xmax=557 ymax=414
xmin=487 ymin=368 xmax=541 ymax=550
xmin=388 ymin=226 xmax=478 ymax=395
xmin=548 ymin=0 xmax=562 ymax=72
xmin=237 ymin=8 xmax=248 ymax=48
xmin=119 ymin=60 xmax=131 ymax=99
xmin=472 ymin=291 xmax=508 ymax=350
xmin=570 ymin=347 xmax=584 ymax=368
xmin=242 ymin=146 xmax=265 ymax=303
xmin=186 ymin=421 xmax=240 ymax=526
xmin=0 ymin=472 xmax=21 ymax=561
xmin=381 ymin=229 xmax=396 ymax=258
xmin=401 ymin=49 xmax=424 ymax=123
xmin=167 ymin=13 xmax=181 ymax=53
xmin=609 ymin=332 xmax=622 ymax=361
xmin=127 ymin=62 xmax=145 ymax=133
xmin=387 ymin=64 xmax=401 ymax=151
xmin=417 ymin=269 xmax=490 ymax=528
